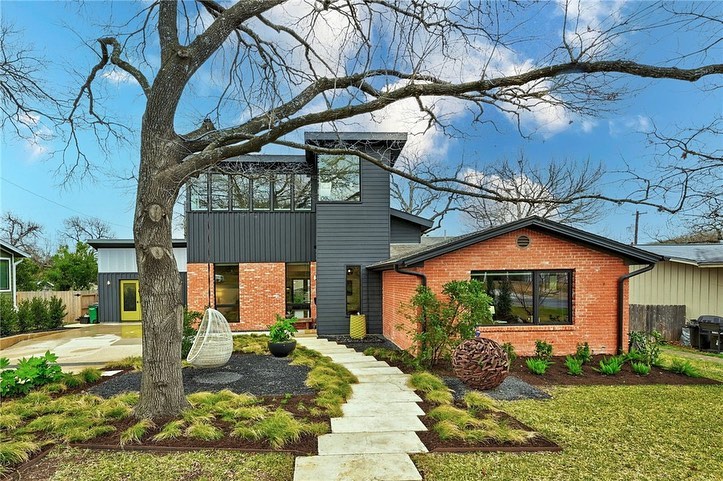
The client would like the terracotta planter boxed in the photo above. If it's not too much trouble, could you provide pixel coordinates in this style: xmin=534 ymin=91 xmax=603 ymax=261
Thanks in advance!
xmin=268 ymin=340 xmax=297 ymax=358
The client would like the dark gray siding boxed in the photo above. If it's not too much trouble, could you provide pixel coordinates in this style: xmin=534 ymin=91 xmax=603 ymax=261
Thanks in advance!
xmin=390 ymin=217 xmax=424 ymax=243
xmin=98 ymin=272 xmax=187 ymax=322
xmin=187 ymin=212 xmax=315 ymax=263
xmin=315 ymin=151 xmax=392 ymax=335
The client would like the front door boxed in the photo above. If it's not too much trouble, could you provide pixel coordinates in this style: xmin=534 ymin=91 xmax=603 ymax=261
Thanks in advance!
xmin=120 ymin=280 xmax=142 ymax=321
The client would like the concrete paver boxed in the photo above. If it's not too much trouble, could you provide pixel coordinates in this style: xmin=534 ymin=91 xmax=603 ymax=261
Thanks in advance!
xmin=331 ymin=415 xmax=427 ymax=433
xmin=342 ymin=401 xmax=425 ymax=417
xmin=318 ymin=432 xmax=428 ymax=455
xmin=294 ymin=454 xmax=422 ymax=481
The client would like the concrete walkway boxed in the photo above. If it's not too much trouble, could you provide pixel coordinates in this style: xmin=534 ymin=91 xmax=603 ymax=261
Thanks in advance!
xmin=294 ymin=337 xmax=426 ymax=481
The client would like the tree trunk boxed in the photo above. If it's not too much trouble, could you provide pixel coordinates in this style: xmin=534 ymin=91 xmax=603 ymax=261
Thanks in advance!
xmin=133 ymin=133 xmax=189 ymax=419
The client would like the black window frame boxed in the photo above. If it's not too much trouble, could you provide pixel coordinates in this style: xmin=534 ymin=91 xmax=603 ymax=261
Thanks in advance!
xmin=317 ymin=154 xmax=362 ymax=203
xmin=345 ymin=265 xmax=362 ymax=316
xmin=471 ymin=269 xmax=573 ymax=326
xmin=189 ymin=173 xmax=210 ymax=212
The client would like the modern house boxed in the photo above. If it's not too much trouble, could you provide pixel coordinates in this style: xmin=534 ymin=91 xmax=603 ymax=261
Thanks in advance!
xmin=87 ymin=239 xmax=188 ymax=322
xmin=89 ymin=131 xmax=663 ymax=355
xmin=0 ymin=240 xmax=30 ymax=308
xmin=630 ymin=244 xmax=723 ymax=321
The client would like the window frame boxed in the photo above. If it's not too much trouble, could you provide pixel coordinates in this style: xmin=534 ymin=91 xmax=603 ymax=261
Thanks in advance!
xmin=189 ymin=173 xmax=210 ymax=212
xmin=230 ymin=174 xmax=251 ymax=211
xmin=0 ymin=258 xmax=11 ymax=292
xmin=345 ymin=265 xmax=362 ymax=316
xmin=317 ymin=154 xmax=362 ymax=203
xmin=471 ymin=269 xmax=573 ymax=326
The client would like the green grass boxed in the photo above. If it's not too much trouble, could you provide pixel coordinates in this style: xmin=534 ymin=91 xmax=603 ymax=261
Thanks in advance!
xmin=409 ymin=371 xmax=454 ymax=404
xmin=413 ymin=383 xmax=723 ymax=480
xmin=24 ymin=446 xmax=294 ymax=481
xmin=659 ymin=346 xmax=723 ymax=382
xmin=291 ymin=346 xmax=357 ymax=416
xmin=233 ymin=334 xmax=270 ymax=355
xmin=103 ymin=356 xmax=143 ymax=371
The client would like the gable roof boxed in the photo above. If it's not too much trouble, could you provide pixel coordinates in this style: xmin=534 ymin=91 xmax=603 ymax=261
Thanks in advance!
xmin=635 ymin=244 xmax=723 ymax=268
xmin=368 ymin=216 xmax=662 ymax=270
xmin=390 ymin=208 xmax=434 ymax=233
xmin=0 ymin=240 xmax=30 ymax=258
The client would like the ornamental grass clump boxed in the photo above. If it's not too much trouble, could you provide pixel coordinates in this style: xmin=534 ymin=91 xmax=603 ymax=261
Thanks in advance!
xmin=409 ymin=372 xmax=453 ymax=405
xmin=596 ymin=356 xmax=625 ymax=375
xmin=631 ymin=361 xmax=651 ymax=376
xmin=669 ymin=359 xmax=699 ymax=377
xmin=526 ymin=358 xmax=553 ymax=375
xmin=565 ymin=356 xmax=584 ymax=376
xmin=120 ymin=419 xmax=155 ymax=446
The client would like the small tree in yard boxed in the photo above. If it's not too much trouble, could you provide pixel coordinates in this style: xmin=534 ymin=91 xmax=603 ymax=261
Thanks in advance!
xmin=44 ymin=242 xmax=98 ymax=291
xmin=403 ymin=280 xmax=493 ymax=369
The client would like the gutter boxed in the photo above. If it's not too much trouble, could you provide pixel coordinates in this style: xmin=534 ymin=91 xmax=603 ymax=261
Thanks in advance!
xmin=617 ymin=264 xmax=656 ymax=353
xmin=393 ymin=263 xmax=427 ymax=287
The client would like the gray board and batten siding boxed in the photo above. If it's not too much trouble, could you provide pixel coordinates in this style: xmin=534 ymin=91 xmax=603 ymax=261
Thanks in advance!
xmin=308 ymin=132 xmax=408 ymax=335
xmin=186 ymin=212 xmax=316 ymax=264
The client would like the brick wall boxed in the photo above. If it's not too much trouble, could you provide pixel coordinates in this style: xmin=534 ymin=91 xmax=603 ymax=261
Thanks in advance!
xmin=381 ymin=228 xmax=631 ymax=356
xmin=238 ymin=262 xmax=286 ymax=330
xmin=187 ymin=263 xmax=213 ymax=313
xmin=382 ymin=269 xmax=423 ymax=351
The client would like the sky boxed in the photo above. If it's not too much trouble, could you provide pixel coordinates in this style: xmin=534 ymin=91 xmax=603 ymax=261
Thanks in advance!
xmin=1 ymin=0 xmax=721 ymax=249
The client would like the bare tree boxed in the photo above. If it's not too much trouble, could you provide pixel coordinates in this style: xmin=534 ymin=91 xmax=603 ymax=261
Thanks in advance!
xmin=460 ymin=154 xmax=606 ymax=229
xmin=59 ymin=1 xmax=723 ymax=418
xmin=0 ymin=212 xmax=50 ymax=262
xmin=60 ymin=216 xmax=115 ymax=244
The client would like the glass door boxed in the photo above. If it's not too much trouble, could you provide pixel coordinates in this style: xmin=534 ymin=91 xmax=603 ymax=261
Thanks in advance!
xmin=120 ymin=280 xmax=141 ymax=321
xmin=286 ymin=263 xmax=311 ymax=318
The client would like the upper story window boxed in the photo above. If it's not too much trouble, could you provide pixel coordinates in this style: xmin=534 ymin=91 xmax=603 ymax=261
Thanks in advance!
xmin=190 ymin=172 xmax=312 ymax=213
xmin=189 ymin=173 xmax=209 ymax=211
xmin=318 ymin=154 xmax=361 ymax=202
xmin=471 ymin=270 xmax=572 ymax=326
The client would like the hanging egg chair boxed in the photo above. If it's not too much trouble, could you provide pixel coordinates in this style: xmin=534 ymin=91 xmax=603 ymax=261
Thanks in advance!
xmin=186 ymin=308 xmax=233 ymax=368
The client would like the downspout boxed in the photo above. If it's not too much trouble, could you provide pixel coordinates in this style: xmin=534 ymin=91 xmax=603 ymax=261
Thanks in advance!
xmin=394 ymin=264 xmax=428 ymax=355
xmin=12 ymin=256 xmax=23 ymax=309
xmin=617 ymin=264 xmax=655 ymax=354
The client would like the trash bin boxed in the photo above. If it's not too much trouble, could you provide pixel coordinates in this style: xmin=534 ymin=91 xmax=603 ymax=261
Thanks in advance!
xmin=350 ymin=314 xmax=366 ymax=339
xmin=88 ymin=304 xmax=99 ymax=324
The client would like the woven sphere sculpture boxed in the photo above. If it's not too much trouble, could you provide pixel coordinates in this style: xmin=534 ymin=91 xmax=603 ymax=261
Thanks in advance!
xmin=452 ymin=338 xmax=509 ymax=390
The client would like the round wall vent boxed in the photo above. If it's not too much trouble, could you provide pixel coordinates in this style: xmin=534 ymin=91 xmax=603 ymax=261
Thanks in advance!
xmin=516 ymin=235 xmax=531 ymax=248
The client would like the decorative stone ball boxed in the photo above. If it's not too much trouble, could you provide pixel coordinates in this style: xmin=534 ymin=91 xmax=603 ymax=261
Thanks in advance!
xmin=452 ymin=338 xmax=509 ymax=390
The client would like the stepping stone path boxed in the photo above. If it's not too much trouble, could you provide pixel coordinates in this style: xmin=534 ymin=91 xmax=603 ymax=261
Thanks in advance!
xmin=294 ymin=337 xmax=425 ymax=481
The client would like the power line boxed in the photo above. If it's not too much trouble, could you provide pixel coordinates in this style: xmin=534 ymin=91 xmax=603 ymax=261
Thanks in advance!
xmin=0 ymin=176 xmax=132 ymax=229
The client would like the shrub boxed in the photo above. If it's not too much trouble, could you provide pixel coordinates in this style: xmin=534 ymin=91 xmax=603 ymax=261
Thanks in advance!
xmin=402 ymin=280 xmax=493 ymax=369
xmin=596 ymin=356 xmax=624 ymax=375
xmin=574 ymin=342 xmax=592 ymax=364
xmin=669 ymin=359 xmax=699 ymax=377
xmin=628 ymin=330 xmax=664 ymax=366
xmin=0 ymin=351 xmax=64 ymax=397
xmin=625 ymin=349 xmax=648 ymax=364
xmin=631 ymin=361 xmax=651 ymax=376
xmin=565 ymin=355 xmax=583 ymax=376
xmin=47 ymin=296 xmax=67 ymax=329
xmin=269 ymin=314 xmax=297 ymax=343
xmin=501 ymin=342 xmax=517 ymax=362
xmin=0 ymin=296 xmax=18 ymax=336
xmin=525 ymin=358 xmax=552 ymax=375
xmin=534 ymin=340 xmax=553 ymax=361
xmin=182 ymin=309 xmax=202 ymax=359
xmin=16 ymin=300 xmax=33 ymax=333
xmin=29 ymin=297 xmax=51 ymax=331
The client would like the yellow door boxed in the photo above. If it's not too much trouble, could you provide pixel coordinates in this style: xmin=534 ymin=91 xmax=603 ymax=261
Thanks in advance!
xmin=120 ymin=280 xmax=142 ymax=321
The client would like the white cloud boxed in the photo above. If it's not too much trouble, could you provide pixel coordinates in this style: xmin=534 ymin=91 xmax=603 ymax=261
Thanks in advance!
xmin=102 ymin=69 xmax=136 ymax=85
xmin=608 ymin=115 xmax=652 ymax=136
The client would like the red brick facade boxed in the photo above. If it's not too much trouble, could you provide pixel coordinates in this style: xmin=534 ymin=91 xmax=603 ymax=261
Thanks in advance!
xmin=382 ymin=228 xmax=631 ymax=356
xmin=187 ymin=262 xmax=316 ymax=331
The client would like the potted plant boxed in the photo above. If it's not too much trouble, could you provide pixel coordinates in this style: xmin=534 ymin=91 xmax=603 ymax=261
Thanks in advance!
xmin=268 ymin=314 xmax=298 ymax=357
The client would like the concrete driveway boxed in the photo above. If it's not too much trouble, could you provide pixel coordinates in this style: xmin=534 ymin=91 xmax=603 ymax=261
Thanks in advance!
xmin=1 ymin=323 xmax=142 ymax=373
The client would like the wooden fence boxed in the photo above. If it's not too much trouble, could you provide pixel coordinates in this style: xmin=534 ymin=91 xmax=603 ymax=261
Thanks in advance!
xmin=629 ymin=304 xmax=687 ymax=342
xmin=16 ymin=290 xmax=99 ymax=324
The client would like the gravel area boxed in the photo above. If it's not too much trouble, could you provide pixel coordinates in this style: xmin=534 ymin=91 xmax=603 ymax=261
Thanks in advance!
xmin=324 ymin=334 xmax=400 ymax=353
xmin=444 ymin=375 xmax=551 ymax=401
xmin=90 ymin=353 xmax=314 ymax=398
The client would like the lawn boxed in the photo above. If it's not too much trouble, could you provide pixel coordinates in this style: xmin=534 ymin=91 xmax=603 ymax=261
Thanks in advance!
xmin=659 ymin=345 xmax=723 ymax=382
xmin=413 ymin=347 xmax=723 ymax=481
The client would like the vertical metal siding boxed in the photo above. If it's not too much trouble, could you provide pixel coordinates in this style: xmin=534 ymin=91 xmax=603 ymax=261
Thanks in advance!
xmin=629 ymin=262 xmax=723 ymax=320
xmin=315 ymin=150 xmax=392 ymax=335
xmin=187 ymin=212 xmax=315 ymax=263
xmin=97 ymin=272 xmax=187 ymax=322
xmin=98 ymin=248 xmax=187 ymax=273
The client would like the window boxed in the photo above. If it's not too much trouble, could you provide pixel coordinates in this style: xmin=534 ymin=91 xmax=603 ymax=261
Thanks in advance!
xmin=189 ymin=173 xmax=209 ymax=211
xmin=346 ymin=265 xmax=361 ymax=315
xmin=272 ymin=174 xmax=292 ymax=211
xmin=0 ymin=259 xmax=10 ymax=291
xmin=294 ymin=174 xmax=312 ymax=211
xmin=252 ymin=175 xmax=271 ymax=210
xmin=210 ymin=174 xmax=230 ymax=211
xmin=214 ymin=264 xmax=239 ymax=323
xmin=471 ymin=270 xmax=572 ymax=325
xmin=230 ymin=175 xmax=250 ymax=210
xmin=318 ymin=154 xmax=361 ymax=202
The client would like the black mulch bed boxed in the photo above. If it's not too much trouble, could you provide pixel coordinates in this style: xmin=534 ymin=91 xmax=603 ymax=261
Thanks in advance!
xmin=90 ymin=353 xmax=314 ymax=398
xmin=324 ymin=334 xmax=399 ymax=353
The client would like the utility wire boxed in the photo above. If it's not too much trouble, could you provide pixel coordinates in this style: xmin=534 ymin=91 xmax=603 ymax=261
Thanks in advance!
xmin=0 ymin=176 xmax=132 ymax=229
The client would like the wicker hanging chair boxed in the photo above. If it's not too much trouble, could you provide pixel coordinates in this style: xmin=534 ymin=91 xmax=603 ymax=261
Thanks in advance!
xmin=186 ymin=308 xmax=233 ymax=368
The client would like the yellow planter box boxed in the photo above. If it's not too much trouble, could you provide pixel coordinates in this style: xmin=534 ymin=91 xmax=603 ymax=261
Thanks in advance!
xmin=350 ymin=314 xmax=367 ymax=339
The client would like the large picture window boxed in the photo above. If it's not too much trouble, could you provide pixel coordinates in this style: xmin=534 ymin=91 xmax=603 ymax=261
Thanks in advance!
xmin=189 ymin=173 xmax=209 ymax=211
xmin=210 ymin=174 xmax=229 ymax=211
xmin=471 ymin=270 xmax=572 ymax=325
xmin=346 ymin=265 xmax=362 ymax=315
xmin=294 ymin=174 xmax=312 ymax=211
xmin=230 ymin=175 xmax=250 ymax=211
xmin=318 ymin=154 xmax=361 ymax=202
xmin=272 ymin=174 xmax=292 ymax=211
xmin=252 ymin=175 xmax=271 ymax=211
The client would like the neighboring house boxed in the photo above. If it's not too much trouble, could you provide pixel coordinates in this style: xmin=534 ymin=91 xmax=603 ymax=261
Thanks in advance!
xmin=630 ymin=244 xmax=723 ymax=321
xmin=0 ymin=240 xmax=30 ymax=308
xmin=87 ymin=239 xmax=187 ymax=322
xmin=369 ymin=217 xmax=662 ymax=355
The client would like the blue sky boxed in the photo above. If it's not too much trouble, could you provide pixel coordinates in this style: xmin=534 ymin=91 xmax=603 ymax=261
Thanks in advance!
xmin=1 ymin=1 xmax=721 ymax=247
